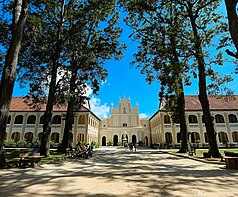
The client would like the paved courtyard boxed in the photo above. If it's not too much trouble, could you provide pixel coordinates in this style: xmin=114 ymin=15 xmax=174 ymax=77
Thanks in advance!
xmin=0 ymin=147 xmax=238 ymax=197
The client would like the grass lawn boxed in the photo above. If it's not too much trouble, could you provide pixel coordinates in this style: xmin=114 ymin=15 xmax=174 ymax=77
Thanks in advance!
xmin=168 ymin=148 xmax=238 ymax=162
xmin=3 ymin=148 xmax=68 ymax=167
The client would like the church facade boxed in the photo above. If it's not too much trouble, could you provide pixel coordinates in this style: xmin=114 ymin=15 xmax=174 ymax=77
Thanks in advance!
xmin=99 ymin=97 xmax=150 ymax=146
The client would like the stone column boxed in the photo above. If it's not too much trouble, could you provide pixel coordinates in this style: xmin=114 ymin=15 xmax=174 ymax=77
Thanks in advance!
xmin=21 ymin=113 xmax=28 ymax=140
xmin=185 ymin=114 xmax=190 ymax=142
xmin=224 ymin=112 xmax=233 ymax=143
xmin=73 ymin=113 xmax=79 ymax=146
xmin=197 ymin=113 xmax=205 ymax=144
xmin=8 ymin=113 xmax=16 ymax=138
xmin=160 ymin=113 xmax=165 ymax=144
xmin=171 ymin=121 xmax=176 ymax=143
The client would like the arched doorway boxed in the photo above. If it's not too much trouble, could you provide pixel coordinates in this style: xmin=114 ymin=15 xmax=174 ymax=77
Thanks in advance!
xmin=12 ymin=132 xmax=20 ymax=142
xmin=132 ymin=135 xmax=137 ymax=144
xmin=102 ymin=136 xmax=106 ymax=146
xmin=191 ymin=132 xmax=200 ymax=143
xmin=24 ymin=132 xmax=33 ymax=143
xmin=38 ymin=132 xmax=43 ymax=141
xmin=218 ymin=132 xmax=228 ymax=143
xmin=165 ymin=132 xmax=172 ymax=144
xmin=51 ymin=132 xmax=60 ymax=143
xmin=144 ymin=136 xmax=148 ymax=146
xmin=113 ymin=135 xmax=118 ymax=146
xmin=121 ymin=134 xmax=128 ymax=144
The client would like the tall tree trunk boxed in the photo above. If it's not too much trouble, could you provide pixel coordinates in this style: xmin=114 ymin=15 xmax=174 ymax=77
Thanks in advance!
xmin=177 ymin=81 xmax=188 ymax=153
xmin=224 ymin=0 xmax=238 ymax=58
xmin=187 ymin=3 xmax=221 ymax=158
xmin=40 ymin=0 xmax=66 ymax=157
xmin=61 ymin=66 xmax=77 ymax=153
xmin=169 ymin=16 xmax=188 ymax=153
xmin=0 ymin=0 xmax=29 ymax=168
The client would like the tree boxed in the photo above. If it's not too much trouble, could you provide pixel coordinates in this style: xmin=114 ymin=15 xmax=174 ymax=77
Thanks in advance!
xmin=119 ymin=1 xmax=190 ymax=152
xmin=60 ymin=1 xmax=125 ymax=152
xmin=121 ymin=0 xmax=229 ymax=158
xmin=17 ymin=0 xmax=125 ymax=156
xmin=181 ymin=0 xmax=222 ymax=158
xmin=224 ymin=0 xmax=238 ymax=59
xmin=0 ymin=0 xmax=30 ymax=168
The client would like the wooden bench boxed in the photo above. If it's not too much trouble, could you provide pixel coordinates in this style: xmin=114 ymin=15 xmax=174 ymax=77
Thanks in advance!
xmin=224 ymin=157 xmax=238 ymax=169
xmin=19 ymin=152 xmax=44 ymax=168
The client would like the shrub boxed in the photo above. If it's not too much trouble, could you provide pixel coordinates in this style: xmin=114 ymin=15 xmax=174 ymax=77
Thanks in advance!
xmin=4 ymin=138 xmax=16 ymax=147
xmin=138 ymin=141 xmax=143 ymax=146
xmin=17 ymin=138 xmax=28 ymax=147
xmin=107 ymin=141 xmax=113 ymax=146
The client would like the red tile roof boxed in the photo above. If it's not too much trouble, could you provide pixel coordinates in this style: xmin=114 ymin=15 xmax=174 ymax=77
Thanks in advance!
xmin=185 ymin=96 xmax=238 ymax=111
xmin=9 ymin=97 xmax=89 ymax=112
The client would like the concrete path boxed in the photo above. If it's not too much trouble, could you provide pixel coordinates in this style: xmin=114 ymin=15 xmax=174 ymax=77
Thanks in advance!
xmin=0 ymin=147 xmax=238 ymax=197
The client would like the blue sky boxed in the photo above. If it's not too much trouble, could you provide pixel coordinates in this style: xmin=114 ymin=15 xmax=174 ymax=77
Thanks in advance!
xmin=12 ymin=2 xmax=238 ymax=119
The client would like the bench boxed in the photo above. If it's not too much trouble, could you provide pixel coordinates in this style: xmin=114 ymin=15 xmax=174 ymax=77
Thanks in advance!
xmin=224 ymin=156 xmax=238 ymax=169
xmin=19 ymin=152 xmax=45 ymax=168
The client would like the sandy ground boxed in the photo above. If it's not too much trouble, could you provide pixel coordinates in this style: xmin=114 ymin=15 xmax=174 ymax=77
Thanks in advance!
xmin=0 ymin=147 xmax=238 ymax=197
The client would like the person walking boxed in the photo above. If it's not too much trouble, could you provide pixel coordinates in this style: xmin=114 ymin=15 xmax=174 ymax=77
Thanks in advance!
xmin=133 ymin=142 xmax=137 ymax=151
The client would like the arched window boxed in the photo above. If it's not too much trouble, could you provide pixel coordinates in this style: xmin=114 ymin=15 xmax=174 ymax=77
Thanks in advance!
xmin=51 ymin=132 xmax=60 ymax=143
xmin=78 ymin=115 xmax=85 ymax=124
xmin=202 ymin=115 xmax=214 ymax=123
xmin=27 ymin=115 xmax=36 ymax=124
xmin=165 ymin=132 xmax=172 ymax=143
xmin=14 ymin=115 xmax=23 ymax=124
xmin=52 ymin=115 xmax=61 ymax=124
xmin=189 ymin=115 xmax=198 ymax=123
xmin=122 ymin=123 xmax=127 ymax=127
xmin=232 ymin=132 xmax=238 ymax=142
xmin=218 ymin=132 xmax=228 ymax=143
xmin=24 ymin=132 xmax=33 ymax=143
xmin=164 ymin=115 xmax=170 ymax=123
xmin=123 ymin=107 xmax=126 ymax=113
xmin=39 ymin=116 xmax=44 ymax=124
xmin=11 ymin=132 xmax=20 ymax=142
xmin=215 ymin=114 xmax=225 ymax=123
xmin=229 ymin=114 xmax=238 ymax=123
xmin=191 ymin=132 xmax=200 ymax=143
xmin=38 ymin=132 xmax=43 ymax=141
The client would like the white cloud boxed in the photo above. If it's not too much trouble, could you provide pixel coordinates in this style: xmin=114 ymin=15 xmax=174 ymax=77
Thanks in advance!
xmin=90 ymin=96 xmax=110 ymax=118
xmin=84 ymin=86 xmax=93 ymax=97
xmin=139 ymin=113 xmax=148 ymax=118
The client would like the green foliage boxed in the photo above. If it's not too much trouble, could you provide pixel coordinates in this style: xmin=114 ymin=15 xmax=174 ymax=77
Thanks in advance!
xmin=3 ymin=138 xmax=16 ymax=147
xmin=107 ymin=141 xmax=113 ymax=146
xmin=17 ymin=138 xmax=28 ymax=147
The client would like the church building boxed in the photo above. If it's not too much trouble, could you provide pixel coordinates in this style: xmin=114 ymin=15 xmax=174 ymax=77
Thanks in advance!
xmin=99 ymin=97 xmax=150 ymax=146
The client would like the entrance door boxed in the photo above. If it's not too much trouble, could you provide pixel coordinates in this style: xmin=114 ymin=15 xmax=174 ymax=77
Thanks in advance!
xmin=113 ymin=135 xmax=118 ymax=146
xmin=144 ymin=136 xmax=148 ymax=146
xmin=132 ymin=135 xmax=137 ymax=144
xmin=102 ymin=136 xmax=106 ymax=146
